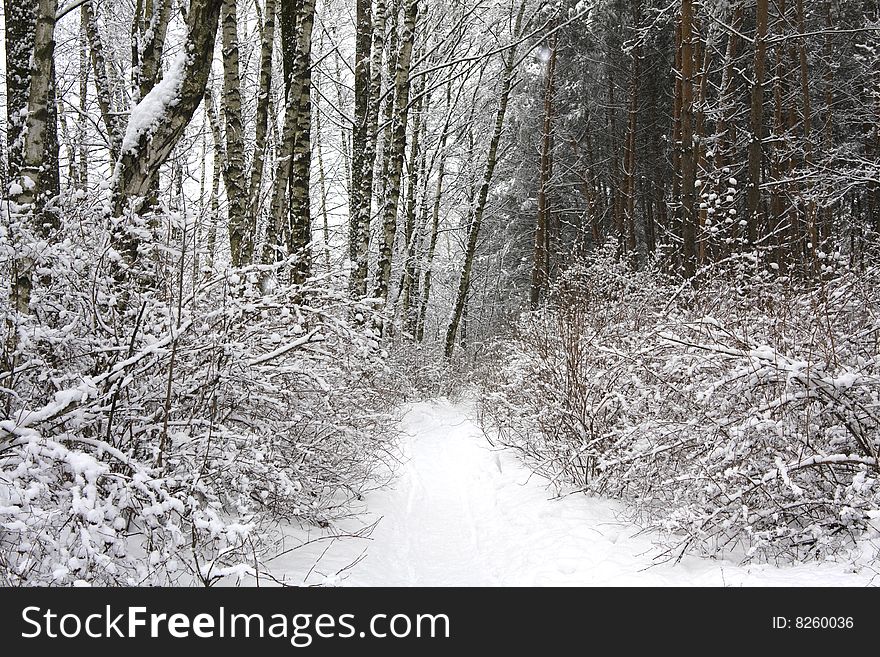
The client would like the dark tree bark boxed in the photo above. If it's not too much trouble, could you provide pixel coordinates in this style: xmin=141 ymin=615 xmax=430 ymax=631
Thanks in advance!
xmin=287 ymin=0 xmax=317 ymax=285
xmin=112 ymin=0 xmax=223 ymax=268
xmin=263 ymin=0 xmax=316 ymax=287
xmin=221 ymin=0 xmax=249 ymax=267
xmin=679 ymin=0 xmax=697 ymax=278
xmin=622 ymin=8 xmax=640 ymax=259
xmin=242 ymin=0 xmax=277 ymax=265
xmin=4 ymin=0 xmax=60 ymax=314
xmin=350 ymin=0 xmax=388 ymax=298
xmin=746 ymin=0 xmax=769 ymax=246
xmin=350 ymin=0 xmax=373 ymax=265
xmin=4 ymin=0 xmax=60 ymax=227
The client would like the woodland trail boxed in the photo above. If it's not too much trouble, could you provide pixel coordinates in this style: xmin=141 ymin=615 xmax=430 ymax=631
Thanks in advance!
xmin=268 ymin=399 xmax=877 ymax=587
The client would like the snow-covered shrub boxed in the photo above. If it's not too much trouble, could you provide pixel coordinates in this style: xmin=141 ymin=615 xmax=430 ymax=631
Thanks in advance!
xmin=481 ymin=245 xmax=880 ymax=561
xmin=1 ymin=206 xmax=396 ymax=585
xmin=384 ymin=337 xmax=449 ymax=399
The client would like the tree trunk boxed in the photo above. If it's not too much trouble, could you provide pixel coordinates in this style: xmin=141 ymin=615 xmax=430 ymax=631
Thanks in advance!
xmin=5 ymin=0 xmax=60 ymax=225
xmin=83 ymin=1 xmax=124 ymax=159
xmin=794 ymin=0 xmax=818 ymax=271
xmin=770 ymin=2 xmax=788 ymax=271
xmin=622 ymin=19 xmax=640 ymax=259
xmin=350 ymin=0 xmax=387 ymax=298
xmin=315 ymin=65 xmax=332 ymax=272
xmin=869 ymin=11 xmax=880 ymax=239
xmin=23 ymin=10 xmax=60 ymax=216
xmin=263 ymin=0 xmax=315 ymax=287
xmin=680 ymin=0 xmax=697 ymax=278
xmin=693 ymin=16 xmax=710 ymax=265
xmin=204 ymin=88 xmax=223 ymax=272
xmin=400 ymin=74 xmax=426 ymax=326
xmin=130 ymin=0 xmax=173 ymax=212
xmin=530 ymin=32 xmax=557 ymax=308
xmin=714 ymin=5 xmax=742 ymax=252
xmin=583 ymin=130 xmax=603 ymax=249
xmin=287 ymin=0 xmax=317 ymax=285
xmin=6 ymin=0 xmax=59 ymax=314
xmin=241 ymin=0 xmax=277 ymax=266
xmin=820 ymin=0 xmax=835 ymax=247
xmin=746 ymin=0 xmax=769 ymax=246
xmin=606 ymin=64 xmax=623 ymax=249
xmin=374 ymin=0 xmax=419 ymax=302
xmin=671 ymin=21 xmax=683 ymax=269
xmin=221 ymin=0 xmax=249 ymax=267
xmin=76 ymin=11 xmax=89 ymax=189
xmin=416 ymin=82 xmax=453 ymax=342
xmin=377 ymin=2 xmax=400 ymax=205
xmin=112 ymin=0 xmax=223 ymax=260
xmin=133 ymin=0 xmax=173 ymax=102
xmin=350 ymin=0 xmax=373 ymax=264
xmin=444 ymin=0 xmax=525 ymax=358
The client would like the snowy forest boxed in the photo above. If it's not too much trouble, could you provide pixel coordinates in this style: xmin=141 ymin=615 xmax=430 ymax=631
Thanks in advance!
xmin=1 ymin=0 xmax=879 ymax=587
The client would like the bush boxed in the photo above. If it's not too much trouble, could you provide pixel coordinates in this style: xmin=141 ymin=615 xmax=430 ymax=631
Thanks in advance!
xmin=480 ymin=244 xmax=880 ymax=561
xmin=1 ymin=206 xmax=396 ymax=585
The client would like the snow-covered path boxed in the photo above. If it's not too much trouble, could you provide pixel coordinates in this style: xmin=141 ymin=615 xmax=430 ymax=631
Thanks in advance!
xmin=267 ymin=399 xmax=877 ymax=586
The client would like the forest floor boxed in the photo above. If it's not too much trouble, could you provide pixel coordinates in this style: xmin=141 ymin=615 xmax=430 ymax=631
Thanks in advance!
xmin=260 ymin=398 xmax=879 ymax=587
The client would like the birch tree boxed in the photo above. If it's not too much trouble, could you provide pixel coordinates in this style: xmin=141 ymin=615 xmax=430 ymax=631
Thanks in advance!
xmin=373 ymin=0 xmax=418 ymax=302
xmin=220 ymin=0 xmax=248 ymax=266
xmin=4 ymin=0 xmax=59 ymax=313
xmin=111 ymin=0 xmax=223 ymax=267
xmin=243 ymin=0 xmax=277 ymax=265
xmin=82 ymin=1 xmax=124 ymax=158
xmin=444 ymin=0 xmax=526 ymax=358
xmin=349 ymin=0 xmax=387 ymax=298
xmin=287 ymin=0 xmax=317 ymax=285
xmin=263 ymin=0 xmax=316 ymax=288
xmin=349 ymin=0 xmax=373 ymax=278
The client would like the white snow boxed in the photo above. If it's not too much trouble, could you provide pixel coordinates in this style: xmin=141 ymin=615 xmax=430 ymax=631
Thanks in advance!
xmin=121 ymin=53 xmax=187 ymax=154
xmin=264 ymin=399 xmax=879 ymax=586
xmin=65 ymin=451 xmax=106 ymax=482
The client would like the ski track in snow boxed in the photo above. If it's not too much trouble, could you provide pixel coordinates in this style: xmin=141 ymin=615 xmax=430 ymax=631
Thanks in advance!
xmin=264 ymin=398 xmax=879 ymax=587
